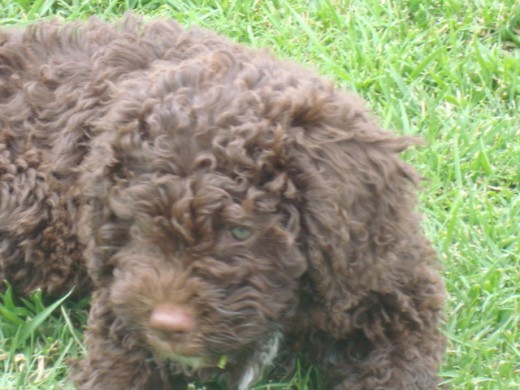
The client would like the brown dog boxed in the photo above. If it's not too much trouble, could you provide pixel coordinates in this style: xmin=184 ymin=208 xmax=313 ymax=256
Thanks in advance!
xmin=0 ymin=16 xmax=445 ymax=389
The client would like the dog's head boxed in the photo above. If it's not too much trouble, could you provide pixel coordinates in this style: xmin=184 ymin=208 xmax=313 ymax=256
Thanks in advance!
xmin=78 ymin=42 xmax=423 ymax=376
xmin=79 ymin=49 xmax=311 ymax=369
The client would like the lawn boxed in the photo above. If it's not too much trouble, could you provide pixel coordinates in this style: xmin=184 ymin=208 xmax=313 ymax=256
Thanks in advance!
xmin=0 ymin=0 xmax=518 ymax=389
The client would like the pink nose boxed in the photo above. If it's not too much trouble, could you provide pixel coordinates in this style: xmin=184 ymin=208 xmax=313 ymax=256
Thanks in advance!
xmin=149 ymin=304 xmax=195 ymax=332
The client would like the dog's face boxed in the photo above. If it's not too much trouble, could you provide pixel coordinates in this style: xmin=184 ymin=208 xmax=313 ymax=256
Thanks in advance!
xmin=81 ymin=58 xmax=311 ymax=369
xmin=107 ymin=175 xmax=307 ymax=366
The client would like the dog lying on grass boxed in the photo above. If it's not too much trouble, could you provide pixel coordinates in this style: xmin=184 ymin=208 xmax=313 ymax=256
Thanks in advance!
xmin=0 ymin=16 xmax=445 ymax=389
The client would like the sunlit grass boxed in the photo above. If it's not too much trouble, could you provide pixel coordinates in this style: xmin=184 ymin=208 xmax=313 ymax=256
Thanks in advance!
xmin=1 ymin=0 xmax=518 ymax=388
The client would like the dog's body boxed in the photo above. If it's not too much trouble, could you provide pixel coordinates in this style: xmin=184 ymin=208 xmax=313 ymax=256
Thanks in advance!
xmin=0 ymin=17 xmax=445 ymax=389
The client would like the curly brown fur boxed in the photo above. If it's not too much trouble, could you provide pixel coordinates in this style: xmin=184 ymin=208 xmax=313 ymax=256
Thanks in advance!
xmin=0 ymin=16 xmax=445 ymax=389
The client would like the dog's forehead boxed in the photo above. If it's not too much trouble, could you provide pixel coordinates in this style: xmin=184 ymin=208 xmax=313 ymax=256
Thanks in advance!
xmin=168 ymin=173 xmax=278 ymax=219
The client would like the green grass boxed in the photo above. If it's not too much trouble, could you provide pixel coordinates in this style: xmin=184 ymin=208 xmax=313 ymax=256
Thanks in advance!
xmin=1 ymin=0 xmax=519 ymax=388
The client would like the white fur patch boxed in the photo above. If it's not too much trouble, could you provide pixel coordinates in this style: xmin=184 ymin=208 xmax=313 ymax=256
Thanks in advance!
xmin=238 ymin=367 xmax=256 ymax=390
xmin=238 ymin=332 xmax=282 ymax=390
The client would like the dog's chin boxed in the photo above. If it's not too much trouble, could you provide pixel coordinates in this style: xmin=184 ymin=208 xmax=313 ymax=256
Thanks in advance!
xmin=160 ymin=351 xmax=208 ymax=369
xmin=146 ymin=334 xmax=225 ymax=370
xmin=161 ymin=351 xmax=228 ymax=369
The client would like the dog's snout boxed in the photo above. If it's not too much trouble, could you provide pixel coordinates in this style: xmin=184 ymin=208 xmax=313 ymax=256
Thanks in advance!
xmin=149 ymin=304 xmax=195 ymax=332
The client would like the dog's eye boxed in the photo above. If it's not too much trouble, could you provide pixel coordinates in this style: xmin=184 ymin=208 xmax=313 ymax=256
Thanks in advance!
xmin=230 ymin=226 xmax=252 ymax=241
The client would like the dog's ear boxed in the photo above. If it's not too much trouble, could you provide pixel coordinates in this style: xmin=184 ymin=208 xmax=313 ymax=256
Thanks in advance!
xmin=282 ymin=90 xmax=439 ymax=337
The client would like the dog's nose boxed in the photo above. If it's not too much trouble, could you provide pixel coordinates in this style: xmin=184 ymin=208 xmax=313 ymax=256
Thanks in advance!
xmin=149 ymin=304 xmax=195 ymax=332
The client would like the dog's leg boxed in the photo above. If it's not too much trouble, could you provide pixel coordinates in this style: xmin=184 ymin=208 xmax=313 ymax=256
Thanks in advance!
xmin=313 ymin=317 xmax=444 ymax=389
